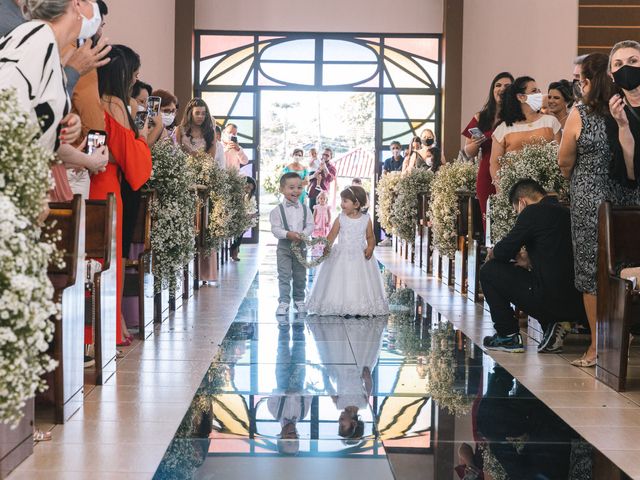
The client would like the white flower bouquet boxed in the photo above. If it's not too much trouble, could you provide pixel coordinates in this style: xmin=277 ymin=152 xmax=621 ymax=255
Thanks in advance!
xmin=490 ymin=140 xmax=568 ymax=243
xmin=149 ymin=140 xmax=197 ymax=290
xmin=391 ymin=169 xmax=435 ymax=244
xmin=428 ymin=162 xmax=478 ymax=257
xmin=0 ymin=194 xmax=58 ymax=425
xmin=376 ymin=172 xmax=403 ymax=234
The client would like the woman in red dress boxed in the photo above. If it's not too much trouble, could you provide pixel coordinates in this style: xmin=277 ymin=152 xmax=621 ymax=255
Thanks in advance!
xmin=461 ymin=72 xmax=514 ymax=232
xmin=91 ymin=45 xmax=152 ymax=346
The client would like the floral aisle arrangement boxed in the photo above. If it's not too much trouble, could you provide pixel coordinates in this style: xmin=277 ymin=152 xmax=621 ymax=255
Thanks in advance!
xmin=391 ymin=169 xmax=435 ymax=243
xmin=148 ymin=140 xmax=197 ymax=289
xmin=428 ymin=161 xmax=478 ymax=257
xmin=490 ymin=140 xmax=568 ymax=243
xmin=0 ymin=194 xmax=58 ymax=425
xmin=0 ymin=89 xmax=58 ymax=425
xmin=376 ymin=171 xmax=402 ymax=234
xmin=425 ymin=322 xmax=471 ymax=416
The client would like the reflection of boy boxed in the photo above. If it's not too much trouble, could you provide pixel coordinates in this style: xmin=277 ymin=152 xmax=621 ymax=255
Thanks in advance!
xmin=270 ymin=172 xmax=314 ymax=316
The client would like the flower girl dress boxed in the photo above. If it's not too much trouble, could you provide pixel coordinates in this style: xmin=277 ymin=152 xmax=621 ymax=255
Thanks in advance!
xmin=306 ymin=213 xmax=389 ymax=316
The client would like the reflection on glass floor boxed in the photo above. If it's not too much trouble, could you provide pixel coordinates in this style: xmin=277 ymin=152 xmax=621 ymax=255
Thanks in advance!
xmin=153 ymin=269 xmax=630 ymax=480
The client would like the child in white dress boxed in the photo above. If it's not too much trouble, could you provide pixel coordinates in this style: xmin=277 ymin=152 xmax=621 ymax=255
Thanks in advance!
xmin=306 ymin=186 xmax=389 ymax=316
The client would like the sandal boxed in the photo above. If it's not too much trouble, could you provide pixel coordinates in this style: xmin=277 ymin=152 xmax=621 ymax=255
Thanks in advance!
xmin=116 ymin=338 xmax=132 ymax=347
xmin=571 ymin=354 xmax=596 ymax=367
xmin=33 ymin=430 xmax=52 ymax=442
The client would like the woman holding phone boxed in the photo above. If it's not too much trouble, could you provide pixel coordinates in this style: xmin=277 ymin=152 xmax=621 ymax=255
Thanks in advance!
xmin=91 ymin=44 xmax=153 ymax=346
xmin=461 ymin=72 xmax=514 ymax=231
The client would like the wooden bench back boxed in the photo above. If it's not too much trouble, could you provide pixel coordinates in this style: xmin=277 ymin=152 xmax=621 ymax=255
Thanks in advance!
xmin=598 ymin=202 xmax=640 ymax=278
xmin=85 ymin=193 xmax=116 ymax=269
xmin=46 ymin=195 xmax=82 ymax=283
xmin=456 ymin=190 xmax=483 ymax=241
xmin=130 ymin=190 xmax=153 ymax=250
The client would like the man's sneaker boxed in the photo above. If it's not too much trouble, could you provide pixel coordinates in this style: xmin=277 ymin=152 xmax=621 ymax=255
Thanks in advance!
xmin=84 ymin=356 xmax=95 ymax=368
xmin=276 ymin=302 xmax=290 ymax=316
xmin=538 ymin=322 xmax=568 ymax=353
xmin=483 ymin=333 xmax=525 ymax=353
xmin=377 ymin=238 xmax=392 ymax=247
xmin=294 ymin=301 xmax=307 ymax=314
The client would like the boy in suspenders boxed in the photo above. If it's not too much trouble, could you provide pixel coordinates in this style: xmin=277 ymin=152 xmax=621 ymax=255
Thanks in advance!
xmin=270 ymin=172 xmax=314 ymax=316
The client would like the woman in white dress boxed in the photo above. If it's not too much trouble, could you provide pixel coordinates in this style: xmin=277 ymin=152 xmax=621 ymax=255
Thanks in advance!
xmin=306 ymin=185 xmax=389 ymax=316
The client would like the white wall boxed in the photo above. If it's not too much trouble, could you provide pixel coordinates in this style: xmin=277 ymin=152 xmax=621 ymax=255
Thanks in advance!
xmin=460 ymin=0 xmax=578 ymax=133
xmin=103 ymin=0 xmax=176 ymax=92
xmin=195 ymin=0 xmax=443 ymax=33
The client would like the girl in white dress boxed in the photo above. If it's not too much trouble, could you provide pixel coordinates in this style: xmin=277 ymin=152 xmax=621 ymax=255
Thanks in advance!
xmin=306 ymin=186 xmax=389 ymax=316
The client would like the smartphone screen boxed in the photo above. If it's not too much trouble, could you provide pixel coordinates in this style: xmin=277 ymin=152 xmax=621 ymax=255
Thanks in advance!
xmin=147 ymin=96 xmax=162 ymax=118
xmin=468 ymin=127 xmax=484 ymax=138
xmin=135 ymin=111 xmax=148 ymax=130
xmin=86 ymin=130 xmax=107 ymax=155
xmin=230 ymin=135 xmax=238 ymax=144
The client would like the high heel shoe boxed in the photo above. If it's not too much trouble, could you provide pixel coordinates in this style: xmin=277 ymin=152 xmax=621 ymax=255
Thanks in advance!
xmin=571 ymin=354 xmax=596 ymax=367
xmin=117 ymin=337 xmax=132 ymax=347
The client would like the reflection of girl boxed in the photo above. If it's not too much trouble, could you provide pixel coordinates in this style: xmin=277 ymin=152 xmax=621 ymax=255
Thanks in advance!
xmin=308 ymin=316 xmax=387 ymax=440
xmin=283 ymin=148 xmax=309 ymax=204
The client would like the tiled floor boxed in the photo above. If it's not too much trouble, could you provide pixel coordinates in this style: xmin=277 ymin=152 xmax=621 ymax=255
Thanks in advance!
xmin=7 ymin=242 xmax=640 ymax=479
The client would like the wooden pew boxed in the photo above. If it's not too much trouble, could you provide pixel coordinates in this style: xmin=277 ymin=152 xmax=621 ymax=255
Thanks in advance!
xmin=123 ymin=190 xmax=155 ymax=340
xmin=41 ymin=195 xmax=85 ymax=423
xmin=85 ymin=194 xmax=117 ymax=385
xmin=195 ymin=187 xmax=210 ymax=288
xmin=456 ymin=190 xmax=484 ymax=301
xmin=0 ymin=399 xmax=33 ymax=477
xmin=596 ymin=202 xmax=640 ymax=392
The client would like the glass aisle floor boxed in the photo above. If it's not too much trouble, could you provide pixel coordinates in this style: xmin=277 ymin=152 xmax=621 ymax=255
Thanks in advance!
xmin=153 ymin=263 xmax=630 ymax=480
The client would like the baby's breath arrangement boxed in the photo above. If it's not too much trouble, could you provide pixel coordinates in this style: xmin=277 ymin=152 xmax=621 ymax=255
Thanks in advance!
xmin=490 ymin=140 xmax=568 ymax=243
xmin=0 ymin=88 xmax=55 ymax=223
xmin=428 ymin=161 xmax=477 ymax=257
xmin=148 ymin=140 xmax=197 ymax=290
xmin=376 ymin=171 xmax=403 ymax=234
xmin=0 ymin=194 xmax=58 ymax=425
xmin=0 ymin=89 xmax=59 ymax=425
xmin=391 ymin=169 xmax=435 ymax=244
xmin=425 ymin=322 xmax=471 ymax=416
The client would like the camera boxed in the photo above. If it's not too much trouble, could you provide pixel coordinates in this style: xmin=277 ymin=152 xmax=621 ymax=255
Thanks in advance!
xmin=230 ymin=135 xmax=238 ymax=144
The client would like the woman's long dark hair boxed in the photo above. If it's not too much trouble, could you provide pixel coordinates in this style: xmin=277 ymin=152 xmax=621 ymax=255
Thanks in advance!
xmin=477 ymin=72 xmax=514 ymax=131
xmin=581 ymin=53 xmax=615 ymax=117
xmin=97 ymin=44 xmax=141 ymax=136
xmin=180 ymin=98 xmax=215 ymax=152
xmin=500 ymin=76 xmax=535 ymax=126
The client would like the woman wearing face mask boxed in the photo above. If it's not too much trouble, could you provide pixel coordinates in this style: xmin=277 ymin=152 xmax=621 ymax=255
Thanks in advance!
xmin=0 ymin=0 xmax=109 ymax=203
xmin=547 ymin=80 xmax=574 ymax=130
xmin=91 ymin=44 xmax=153 ymax=346
xmin=462 ymin=72 xmax=514 ymax=231
xmin=490 ymin=76 xmax=562 ymax=187
xmin=608 ymin=40 xmax=640 ymax=188
xmin=558 ymin=53 xmax=640 ymax=367
xmin=419 ymin=129 xmax=442 ymax=173
xmin=152 ymin=89 xmax=179 ymax=141
xmin=132 ymin=80 xmax=152 ymax=112
xmin=282 ymin=148 xmax=309 ymax=204
xmin=175 ymin=98 xmax=217 ymax=158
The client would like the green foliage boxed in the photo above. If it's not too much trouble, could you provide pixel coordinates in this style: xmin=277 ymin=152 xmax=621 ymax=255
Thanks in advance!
xmin=391 ymin=169 xmax=435 ymax=243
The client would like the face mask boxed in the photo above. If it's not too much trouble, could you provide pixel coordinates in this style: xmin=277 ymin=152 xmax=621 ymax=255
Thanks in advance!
xmin=221 ymin=132 xmax=230 ymax=142
xmin=161 ymin=112 xmax=176 ymax=127
xmin=423 ymin=138 xmax=434 ymax=147
xmin=78 ymin=2 xmax=101 ymax=42
xmin=524 ymin=93 xmax=544 ymax=112
xmin=613 ymin=65 xmax=640 ymax=92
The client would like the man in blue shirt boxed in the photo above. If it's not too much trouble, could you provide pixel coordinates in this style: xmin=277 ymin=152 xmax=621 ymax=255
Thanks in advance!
xmin=378 ymin=141 xmax=404 ymax=246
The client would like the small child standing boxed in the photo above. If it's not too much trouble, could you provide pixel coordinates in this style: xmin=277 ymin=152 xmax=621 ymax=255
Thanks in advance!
xmin=306 ymin=186 xmax=389 ymax=317
xmin=270 ymin=172 xmax=314 ymax=316
xmin=312 ymin=190 xmax=331 ymax=238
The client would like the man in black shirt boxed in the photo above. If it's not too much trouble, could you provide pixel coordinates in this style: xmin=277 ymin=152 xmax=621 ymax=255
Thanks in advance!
xmin=481 ymin=179 xmax=587 ymax=353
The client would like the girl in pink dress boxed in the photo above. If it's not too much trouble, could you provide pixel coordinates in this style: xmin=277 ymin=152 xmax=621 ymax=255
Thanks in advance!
xmin=313 ymin=191 xmax=331 ymax=238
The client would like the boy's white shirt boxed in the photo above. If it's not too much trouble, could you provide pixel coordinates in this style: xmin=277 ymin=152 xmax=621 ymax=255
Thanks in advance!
xmin=270 ymin=201 xmax=314 ymax=240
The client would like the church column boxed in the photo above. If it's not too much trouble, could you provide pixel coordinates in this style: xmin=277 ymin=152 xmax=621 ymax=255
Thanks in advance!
xmin=174 ymin=0 xmax=196 ymax=120
xmin=441 ymin=0 xmax=464 ymax=162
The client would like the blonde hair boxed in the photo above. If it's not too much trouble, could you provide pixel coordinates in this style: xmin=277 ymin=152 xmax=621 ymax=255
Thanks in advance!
xmin=609 ymin=40 xmax=640 ymax=73
xmin=23 ymin=0 xmax=70 ymax=20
